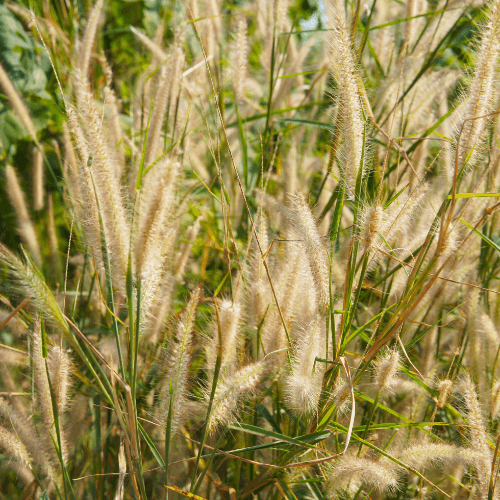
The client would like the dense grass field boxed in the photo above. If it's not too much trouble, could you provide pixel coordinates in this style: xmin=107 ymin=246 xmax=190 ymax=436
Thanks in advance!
xmin=1 ymin=0 xmax=500 ymax=498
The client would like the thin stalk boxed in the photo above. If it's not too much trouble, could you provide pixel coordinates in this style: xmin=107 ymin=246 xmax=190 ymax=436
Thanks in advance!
xmin=46 ymin=362 xmax=77 ymax=500
xmin=132 ymin=279 xmax=141 ymax=401
xmin=192 ymin=430 xmax=227 ymax=495
xmin=164 ymin=384 xmax=174 ymax=499
xmin=94 ymin=395 xmax=102 ymax=500
xmin=190 ymin=301 xmax=223 ymax=491
xmin=262 ymin=27 xmax=277 ymax=173
xmin=357 ymin=0 xmax=379 ymax=58
xmin=343 ymin=253 xmax=370 ymax=346
xmin=357 ymin=390 xmax=381 ymax=456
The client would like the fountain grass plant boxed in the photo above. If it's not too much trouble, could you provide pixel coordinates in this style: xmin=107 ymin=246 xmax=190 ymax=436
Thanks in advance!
xmin=1 ymin=0 xmax=500 ymax=498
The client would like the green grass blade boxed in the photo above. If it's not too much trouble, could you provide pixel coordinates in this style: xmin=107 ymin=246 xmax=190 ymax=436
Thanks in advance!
xmin=460 ymin=218 xmax=500 ymax=255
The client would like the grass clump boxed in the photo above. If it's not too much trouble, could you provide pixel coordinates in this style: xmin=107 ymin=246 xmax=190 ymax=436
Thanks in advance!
xmin=1 ymin=0 xmax=500 ymax=499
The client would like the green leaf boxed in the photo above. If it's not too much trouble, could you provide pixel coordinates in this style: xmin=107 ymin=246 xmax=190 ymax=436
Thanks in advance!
xmin=278 ymin=69 xmax=327 ymax=79
xmin=383 ymin=184 xmax=409 ymax=209
xmin=406 ymin=300 xmax=465 ymax=350
xmin=276 ymin=117 xmax=335 ymax=132
xmin=255 ymin=404 xmax=282 ymax=434
xmin=460 ymin=218 xmax=500 ymax=255
xmin=136 ymin=100 xmax=154 ymax=190
xmin=370 ymin=7 xmax=458 ymax=30
xmin=229 ymin=422 xmax=330 ymax=450
xmin=342 ymin=303 xmax=397 ymax=348
xmin=0 ymin=107 xmax=29 ymax=152
xmin=330 ymin=182 xmax=345 ymax=251
xmin=447 ymin=193 xmax=500 ymax=199
xmin=40 ymin=318 xmax=47 ymax=358
xmin=138 ymin=422 xmax=165 ymax=468
xmin=352 ymin=421 xmax=452 ymax=432
xmin=0 ymin=5 xmax=49 ymax=97
xmin=355 ymin=391 xmax=414 ymax=423
xmin=226 ymin=100 xmax=330 ymax=128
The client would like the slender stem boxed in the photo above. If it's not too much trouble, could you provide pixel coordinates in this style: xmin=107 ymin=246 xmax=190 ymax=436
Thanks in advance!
xmin=193 ymin=430 xmax=227 ymax=495
xmin=357 ymin=391 xmax=381 ymax=456
xmin=190 ymin=341 xmax=222 ymax=490
xmin=164 ymin=388 xmax=174 ymax=499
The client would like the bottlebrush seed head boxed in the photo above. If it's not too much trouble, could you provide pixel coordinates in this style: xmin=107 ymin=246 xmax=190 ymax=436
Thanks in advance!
xmin=373 ymin=349 xmax=400 ymax=393
xmin=361 ymin=203 xmax=387 ymax=254
xmin=290 ymin=194 xmax=331 ymax=312
xmin=437 ymin=378 xmax=453 ymax=408
xmin=325 ymin=455 xmax=398 ymax=498
xmin=284 ymin=316 xmax=325 ymax=416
